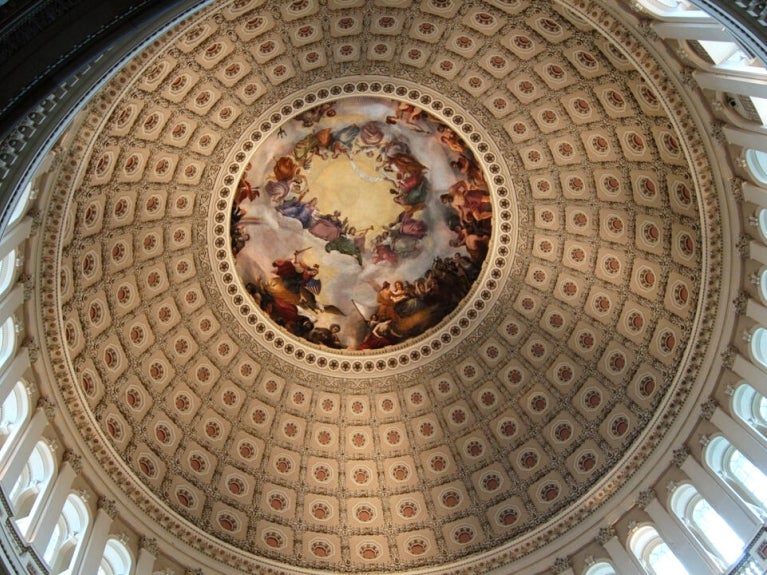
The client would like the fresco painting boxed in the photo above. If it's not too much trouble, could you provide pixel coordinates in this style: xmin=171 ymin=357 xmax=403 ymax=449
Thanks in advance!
xmin=230 ymin=97 xmax=492 ymax=350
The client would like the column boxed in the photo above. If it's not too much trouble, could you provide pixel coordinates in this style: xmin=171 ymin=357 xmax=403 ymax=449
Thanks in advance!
xmin=639 ymin=489 xmax=717 ymax=575
xmin=751 ymin=241 xmax=767 ymax=267
xmin=0 ymin=398 xmax=53 ymax=491
xmin=746 ymin=298 xmax=767 ymax=326
xmin=597 ymin=527 xmax=643 ymax=575
xmin=732 ymin=353 xmax=767 ymax=398
xmin=69 ymin=497 xmax=117 ymax=575
xmin=0 ymin=283 xmax=22 ymax=325
xmin=675 ymin=446 xmax=760 ymax=541
xmin=743 ymin=181 xmax=767 ymax=206
xmin=135 ymin=537 xmax=158 ymax=575
xmin=708 ymin=403 xmax=767 ymax=473
xmin=653 ymin=21 xmax=733 ymax=41
xmin=0 ymin=348 xmax=29 ymax=406
xmin=27 ymin=452 xmax=80 ymax=554
xmin=725 ymin=124 xmax=767 ymax=153
xmin=0 ymin=217 xmax=31 ymax=262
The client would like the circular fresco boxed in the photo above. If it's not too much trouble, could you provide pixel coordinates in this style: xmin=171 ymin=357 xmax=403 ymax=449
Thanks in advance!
xmin=230 ymin=97 xmax=492 ymax=351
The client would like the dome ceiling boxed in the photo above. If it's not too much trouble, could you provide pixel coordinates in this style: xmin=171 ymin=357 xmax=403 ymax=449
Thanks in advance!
xmin=36 ymin=0 xmax=722 ymax=572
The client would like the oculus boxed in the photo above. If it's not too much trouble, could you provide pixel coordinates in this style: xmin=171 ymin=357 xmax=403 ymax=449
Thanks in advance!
xmin=230 ymin=97 xmax=492 ymax=350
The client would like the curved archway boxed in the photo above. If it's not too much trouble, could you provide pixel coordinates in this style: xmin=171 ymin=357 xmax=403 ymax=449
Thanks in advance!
xmin=43 ymin=492 xmax=90 ymax=575
xmin=582 ymin=560 xmax=616 ymax=575
xmin=629 ymin=524 xmax=690 ymax=575
xmin=98 ymin=537 xmax=133 ymax=575
xmin=9 ymin=440 xmax=56 ymax=535
xmin=705 ymin=435 xmax=767 ymax=519
xmin=669 ymin=482 xmax=745 ymax=569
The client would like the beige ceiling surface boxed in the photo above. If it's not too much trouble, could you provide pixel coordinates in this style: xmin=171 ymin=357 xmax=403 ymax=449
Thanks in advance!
xmin=35 ymin=0 xmax=723 ymax=572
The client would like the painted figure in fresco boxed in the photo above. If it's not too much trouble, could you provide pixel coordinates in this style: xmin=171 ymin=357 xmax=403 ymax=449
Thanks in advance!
xmin=294 ymin=101 xmax=336 ymax=127
xmin=235 ymin=170 xmax=260 ymax=205
xmin=324 ymin=225 xmax=372 ymax=265
xmin=358 ymin=122 xmax=385 ymax=156
xmin=231 ymin=225 xmax=249 ymax=256
xmin=278 ymin=195 xmax=319 ymax=228
xmin=307 ymin=323 xmax=343 ymax=349
xmin=390 ymin=211 xmax=427 ymax=239
xmin=436 ymin=124 xmax=466 ymax=153
xmin=265 ymin=156 xmax=306 ymax=202
xmin=451 ymin=153 xmax=485 ymax=186
xmin=331 ymin=124 xmax=361 ymax=157
xmin=440 ymin=180 xmax=492 ymax=226
xmin=358 ymin=314 xmax=400 ymax=350
xmin=450 ymin=225 xmax=490 ymax=264
xmin=386 ymin=102 xmax=432 ymax=133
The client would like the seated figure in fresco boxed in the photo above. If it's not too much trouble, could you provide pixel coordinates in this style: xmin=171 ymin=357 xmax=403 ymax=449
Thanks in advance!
xmin=264 ymin=156 xmax=306 ymax=203
xmin=358 ymin=314 xmax=402 ymax=350
xmin=451 ymin=153 xmax=485 ymax=186
xmin=450 ymin=224 xmax=490 ymax=264
xmin=382 ymin=153 xmax=429 ymax=213
xmin=390 ymin=211 xmax=427 ymax=239
xmin=386 ymin=102 xmax=433 ymax=133
xmin=440 ymin=180 xmax=492 ymax=226
xmin=307 ymin=323 xmax=343 ymax=349
xmin=293 ymin=101 xmax=335 ymax=128
xmin=278 ymin=195 xmax=319 ymax=229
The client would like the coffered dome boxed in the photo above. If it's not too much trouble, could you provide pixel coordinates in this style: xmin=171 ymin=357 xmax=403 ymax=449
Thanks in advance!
xmin=6 ymin=0 xmax=738 ymax=574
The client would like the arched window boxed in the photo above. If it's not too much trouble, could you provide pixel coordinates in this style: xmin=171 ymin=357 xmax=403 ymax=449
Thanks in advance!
xmin=0 ymin=250 xmax=17 ymax=299
xmin=43 ymin=492 xmax=90 ymax=575
xmin=732 ymin=382 xmax=767 ymax=440
xmin=746 ymin=149 xmax=767 ymax=186
xmin=755 ymin=268 xmax=767 ymax=305
xmin=9 ymin=440 xmax=55 ymax=535
xmin=754 ymin=208 xmax=767 ymax=244
xmin=0 ymin=317 xmax=16 ymax=373
xmin=0 ymin=381 xmax=29 ymax=462
xmin=629 ymin=524 xmax=691 ymax=575
xmin=670 ymin=483 xmax=746 ymax=569
xmin=6 ymin=181 xmax=33 ymax=230
xmin=98 ymin=537 xmax=132 ymax=575
xmin=748 ymin=326 xmax=767 ymax=370
xmin=705 ymin=435 xmax=767 ymax=519
xmin=583 ymin=560 xmax=617 ymax=575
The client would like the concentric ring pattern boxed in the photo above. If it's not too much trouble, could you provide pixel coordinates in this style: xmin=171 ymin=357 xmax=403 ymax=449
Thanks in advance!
xmin=37 ymin=0 xmax=720 ymax=572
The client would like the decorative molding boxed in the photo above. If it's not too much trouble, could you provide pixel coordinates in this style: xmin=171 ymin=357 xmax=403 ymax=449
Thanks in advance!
xmin=636 ymin=488 xmax=657 ymax=509
xmin=721 ymin=345 xmax=737 ymax=369
xmin=97 ymin=496 xmax=118 ymax=519
xmin=139 ymin=536 xmax=159 ymax=556
xmin=737 ymin=234 xmax=751 ymax=258
xmin=672 ymin=445 xmax=690 ymax=467
xmin=701 ymin=397 xmax=717 ymax=421
xmin=551 ymin=557 xmax=572 ymax=574
xmin=596 ymin=526 xmax=616 ymax=545
xmin=733 ymin=292 xmax=749 ymax=316
xmin=62 ymin=450 xmax=82 ymax=474
xmin=36 ymin=396 xmax=55 ymax=420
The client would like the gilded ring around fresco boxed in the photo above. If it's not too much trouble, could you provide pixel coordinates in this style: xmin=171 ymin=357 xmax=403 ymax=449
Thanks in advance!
xmin=227 ymin=94 xmax=500 ymax=352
